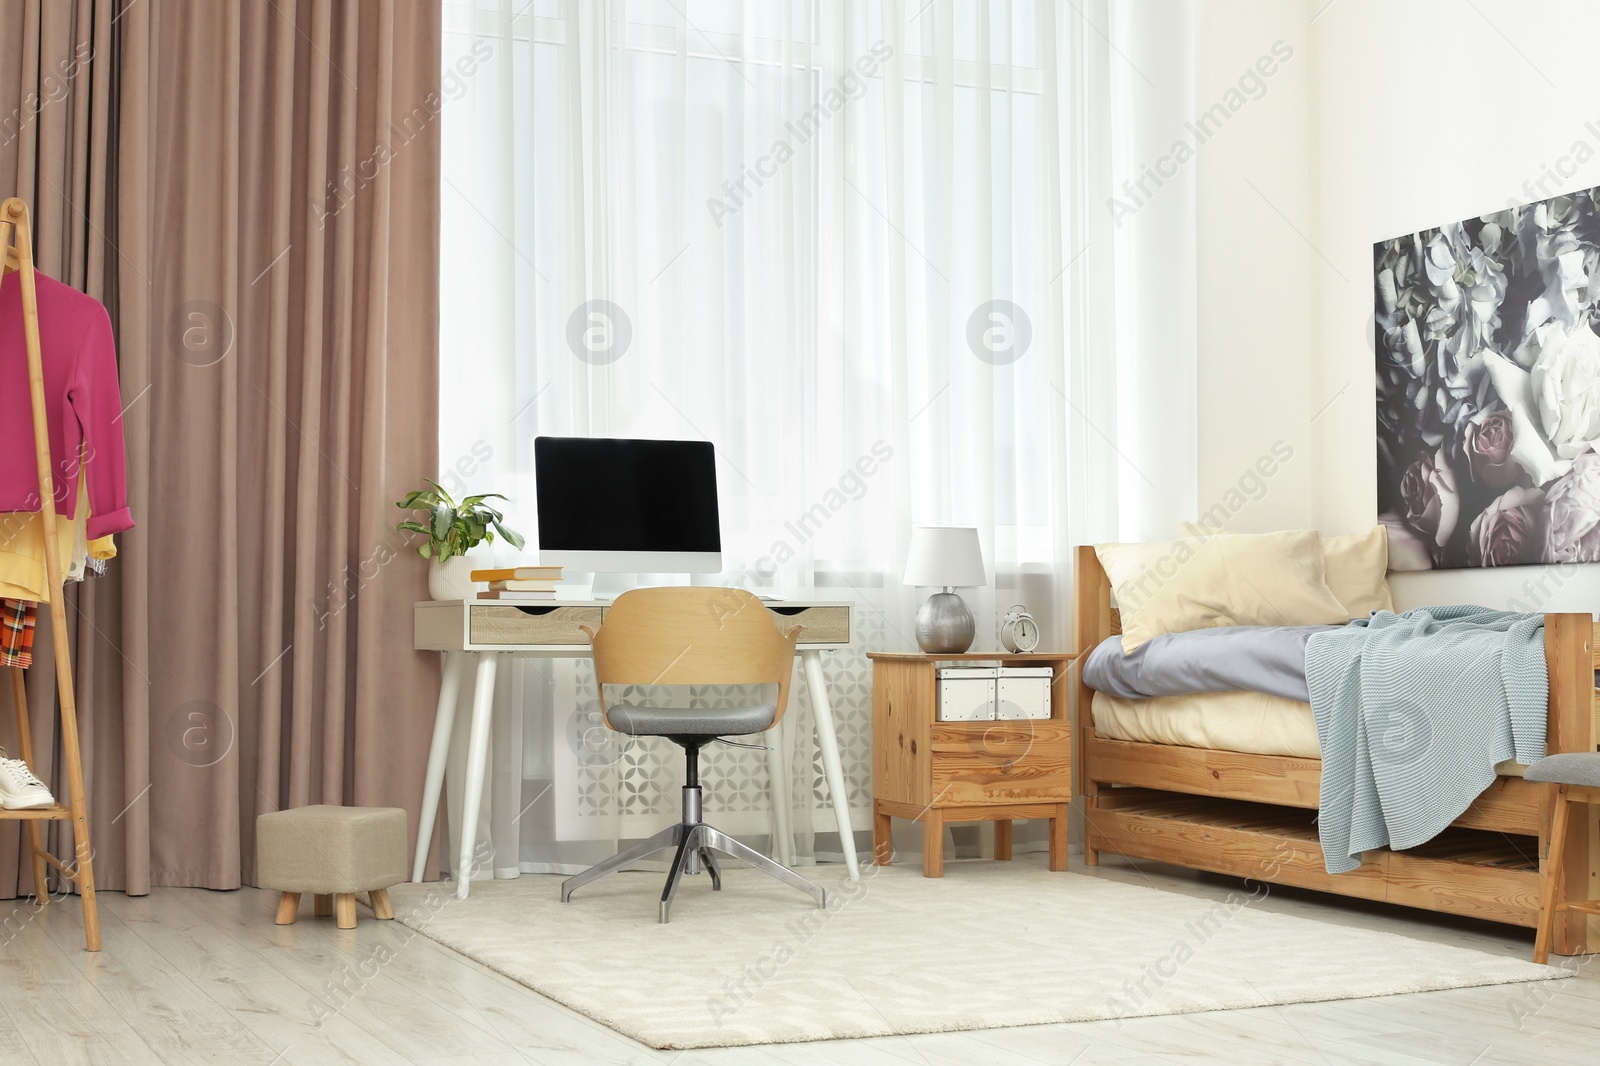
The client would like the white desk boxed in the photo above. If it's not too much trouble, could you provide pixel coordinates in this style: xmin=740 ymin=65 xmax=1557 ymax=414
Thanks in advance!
xmin=412 ymin=598 xmax=861 ymax=897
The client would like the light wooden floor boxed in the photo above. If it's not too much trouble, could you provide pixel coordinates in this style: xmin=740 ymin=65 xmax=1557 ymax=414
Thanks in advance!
xmin=0 ymin=855 xmax=1594 ymax=1065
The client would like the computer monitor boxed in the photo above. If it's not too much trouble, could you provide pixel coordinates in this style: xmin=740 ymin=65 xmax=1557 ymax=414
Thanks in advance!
xmin=533 ymin=436 xmax=722 ymax=575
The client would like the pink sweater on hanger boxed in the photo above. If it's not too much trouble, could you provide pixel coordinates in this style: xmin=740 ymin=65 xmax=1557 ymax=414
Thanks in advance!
xmin=0 ymin=270 xmax=133 ymax=538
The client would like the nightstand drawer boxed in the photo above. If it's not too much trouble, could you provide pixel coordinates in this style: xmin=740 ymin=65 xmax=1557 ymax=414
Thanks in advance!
xmin=469 ymin=605 xmax=602 ymax=645
xmin=932 ymin=721 xmax=1072 ymax=757
xmin=931 ymin=742 xmax=1071 ymax=805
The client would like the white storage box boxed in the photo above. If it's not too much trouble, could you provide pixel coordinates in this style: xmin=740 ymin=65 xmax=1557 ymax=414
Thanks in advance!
xmin=995 ymin=666 xmax=1054 ymax=720
xmin=937 ymin=667 xmax=997 ymax=722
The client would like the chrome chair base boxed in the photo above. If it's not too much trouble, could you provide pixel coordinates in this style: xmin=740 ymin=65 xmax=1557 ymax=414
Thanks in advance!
xmin=560 ymin=786 xmax=827 ymax=923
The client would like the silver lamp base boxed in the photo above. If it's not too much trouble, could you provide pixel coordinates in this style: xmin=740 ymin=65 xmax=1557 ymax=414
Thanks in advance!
xmin=915 ymin=590 xmax=975 ymax=654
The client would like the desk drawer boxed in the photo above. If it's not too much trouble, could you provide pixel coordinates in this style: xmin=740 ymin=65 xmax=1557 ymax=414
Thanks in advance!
xmin=767 ymin=605 xmax=850 ymax=644
xmin=469 ymin=605 xmax=601 ymax=646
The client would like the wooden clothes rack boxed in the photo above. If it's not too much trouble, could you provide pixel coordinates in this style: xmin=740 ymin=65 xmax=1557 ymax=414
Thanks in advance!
xmin=0 ymin=197 xmax=101 ymax=951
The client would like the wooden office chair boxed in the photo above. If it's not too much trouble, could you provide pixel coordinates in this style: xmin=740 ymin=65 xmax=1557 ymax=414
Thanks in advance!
xmin=559 ymin=587 xmax=828 ymax=922
xmin=1529 ymin=752 xmax=1600 ymax=963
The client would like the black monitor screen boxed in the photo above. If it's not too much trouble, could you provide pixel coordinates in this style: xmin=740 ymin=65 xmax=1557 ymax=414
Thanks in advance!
xmin=533 ymin=436 xmax=721 ymax=552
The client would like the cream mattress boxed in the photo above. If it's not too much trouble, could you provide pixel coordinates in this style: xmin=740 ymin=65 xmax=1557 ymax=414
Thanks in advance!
xmin=1089 ymin=690 xmax=1526 ymax=776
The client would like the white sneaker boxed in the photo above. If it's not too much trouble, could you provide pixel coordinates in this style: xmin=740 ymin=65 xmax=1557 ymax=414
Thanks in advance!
xmin=0 ymin=756 xmax=55 ymax=810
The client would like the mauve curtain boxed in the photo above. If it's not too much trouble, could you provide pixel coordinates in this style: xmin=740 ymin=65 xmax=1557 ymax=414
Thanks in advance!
xmin=0 ymin=0 xmax=441 ymax=896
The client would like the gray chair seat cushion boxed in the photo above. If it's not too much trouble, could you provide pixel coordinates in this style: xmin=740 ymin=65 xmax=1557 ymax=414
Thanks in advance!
xmin=607 ymin=702 xmax=777 ymax=737
xmin=1524 ymin=752 xmax=1600 ymax=787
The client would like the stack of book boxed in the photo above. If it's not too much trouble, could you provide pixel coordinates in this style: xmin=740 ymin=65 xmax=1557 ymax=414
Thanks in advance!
xmin=470 ymin=566 xmax=564 ymax=601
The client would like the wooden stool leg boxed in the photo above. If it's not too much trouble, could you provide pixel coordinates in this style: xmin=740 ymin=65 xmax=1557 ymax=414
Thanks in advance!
xmin=1535 ymin=786 xmax=1572 ymax=965
xmin=873 ymin=802 xmax=893 ymax=866
xmin=994 ymin=819 xmax=1013 ymax=861
xmin=314 ymin=893 xmax=333 ymax=917
xmin=369 ymin=888 xmax=394 ymax=920
xmin=922 ymin=810 xmax=944 ymax=878
xmin=334 ymin=893 xmax=356 ymax=929
xmin=274 ymin=892 xmax=301 ymax=925
xmin=1049 ymin=803 xmax=1070 ymax=872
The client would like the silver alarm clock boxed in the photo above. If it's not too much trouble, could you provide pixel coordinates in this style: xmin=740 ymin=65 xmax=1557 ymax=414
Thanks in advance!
xmin=999 ymin=604 xmax=1040 ymax=653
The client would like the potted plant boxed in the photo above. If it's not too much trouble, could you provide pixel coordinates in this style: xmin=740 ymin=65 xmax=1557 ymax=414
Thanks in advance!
xmin=395 ymin=479 xmax=526 ymax=601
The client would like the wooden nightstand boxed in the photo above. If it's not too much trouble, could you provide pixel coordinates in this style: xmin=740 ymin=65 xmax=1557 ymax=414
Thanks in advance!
xmin=869 ymin=652 xmax=1074 ymax=877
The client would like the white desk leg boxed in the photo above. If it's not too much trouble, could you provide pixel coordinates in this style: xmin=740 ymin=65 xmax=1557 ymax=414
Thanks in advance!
xmin=413 ymin=650 xmax=465 ymax=883
xmin=490 ymin=657 xmax=524 ymax=879
xmin=457 ymin=652 xmax=499 ymax=899
xmin=802 ymin=649 xmax=859 ymax=880
xmin=765 ymin=706 xmax=795 ymax=866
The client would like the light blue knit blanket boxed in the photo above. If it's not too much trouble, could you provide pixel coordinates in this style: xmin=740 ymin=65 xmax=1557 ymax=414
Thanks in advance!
xmin=1304 ymin=606 xmax=1547 ymax=874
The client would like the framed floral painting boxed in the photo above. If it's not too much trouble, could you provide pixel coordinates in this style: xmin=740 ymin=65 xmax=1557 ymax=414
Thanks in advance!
xmin=1375 ymin=187 xmax=1600 ymax=570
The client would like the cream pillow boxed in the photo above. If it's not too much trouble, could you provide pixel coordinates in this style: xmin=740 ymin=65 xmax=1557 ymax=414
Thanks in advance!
xmin=1322 ymin=526 xmax=1393 ymax=618
xmin=1171 ymin=523 xmax=1396 ymax=619
xmin=1096 ymin=529 xmax=1350 ymax=653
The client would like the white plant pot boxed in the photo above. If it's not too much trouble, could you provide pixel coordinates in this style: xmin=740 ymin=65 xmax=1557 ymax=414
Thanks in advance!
xmin=428 ymin=555 xmax=478 ymax=601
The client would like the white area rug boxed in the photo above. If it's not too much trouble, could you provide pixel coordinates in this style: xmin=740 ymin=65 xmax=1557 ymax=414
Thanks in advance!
xmin=390 ymin=858 xmax=1566 ymax=1049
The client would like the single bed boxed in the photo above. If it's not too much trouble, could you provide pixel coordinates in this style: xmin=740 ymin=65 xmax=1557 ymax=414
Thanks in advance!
xmin=1072 ymin=544 xmax=1600 ymax=956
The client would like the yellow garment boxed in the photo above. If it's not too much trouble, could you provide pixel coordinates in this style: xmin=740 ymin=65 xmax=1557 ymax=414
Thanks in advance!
xmin=0 ymin=479 xmax=113 ymax=602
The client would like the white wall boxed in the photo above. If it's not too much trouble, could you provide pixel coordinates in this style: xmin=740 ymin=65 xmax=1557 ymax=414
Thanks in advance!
xmin=1193 ymin=1 xmax=1312 ymax=533
xmin=1192 ymin=0 xmax=1600 ymax=612
xmin=1111 ymin=0 xmax=1200 ymax=541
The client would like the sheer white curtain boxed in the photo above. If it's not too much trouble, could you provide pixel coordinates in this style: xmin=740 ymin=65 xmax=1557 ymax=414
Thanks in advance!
xmin=439 ymin=0 xmax=1119 ymax=875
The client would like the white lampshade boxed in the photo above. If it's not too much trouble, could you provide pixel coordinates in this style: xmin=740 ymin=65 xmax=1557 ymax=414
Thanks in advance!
xmin=903 ymin=526 xmax=987 ymax=589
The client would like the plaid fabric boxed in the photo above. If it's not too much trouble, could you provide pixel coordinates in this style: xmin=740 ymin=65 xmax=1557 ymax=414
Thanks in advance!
xmin=0 ymin=598 xmax=36 ymax=670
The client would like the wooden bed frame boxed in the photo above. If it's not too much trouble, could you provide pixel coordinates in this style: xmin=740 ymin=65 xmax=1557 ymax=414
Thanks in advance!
xmin=1072 ymin=545 xmax=1600 ymax=956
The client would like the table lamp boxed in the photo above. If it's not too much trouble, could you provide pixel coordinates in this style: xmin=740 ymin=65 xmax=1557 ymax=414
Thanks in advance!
xmin=903 ymin=526 xmax=987 ymax=654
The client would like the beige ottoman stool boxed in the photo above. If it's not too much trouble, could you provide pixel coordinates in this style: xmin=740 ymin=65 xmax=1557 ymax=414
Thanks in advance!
xmin=257 ymin=805 xmax=407 ymax=929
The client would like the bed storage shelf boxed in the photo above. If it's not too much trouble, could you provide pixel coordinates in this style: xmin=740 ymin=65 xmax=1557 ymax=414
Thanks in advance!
xmin=1089 ymin=787 xmax=1542 ymax=929
xmin=1073 ymin=544 xmax=1600 ymax=957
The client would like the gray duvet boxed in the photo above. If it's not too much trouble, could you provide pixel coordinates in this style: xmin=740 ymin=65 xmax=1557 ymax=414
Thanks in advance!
xmin=1082 ymin=624 xmax=1342 ymax=703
